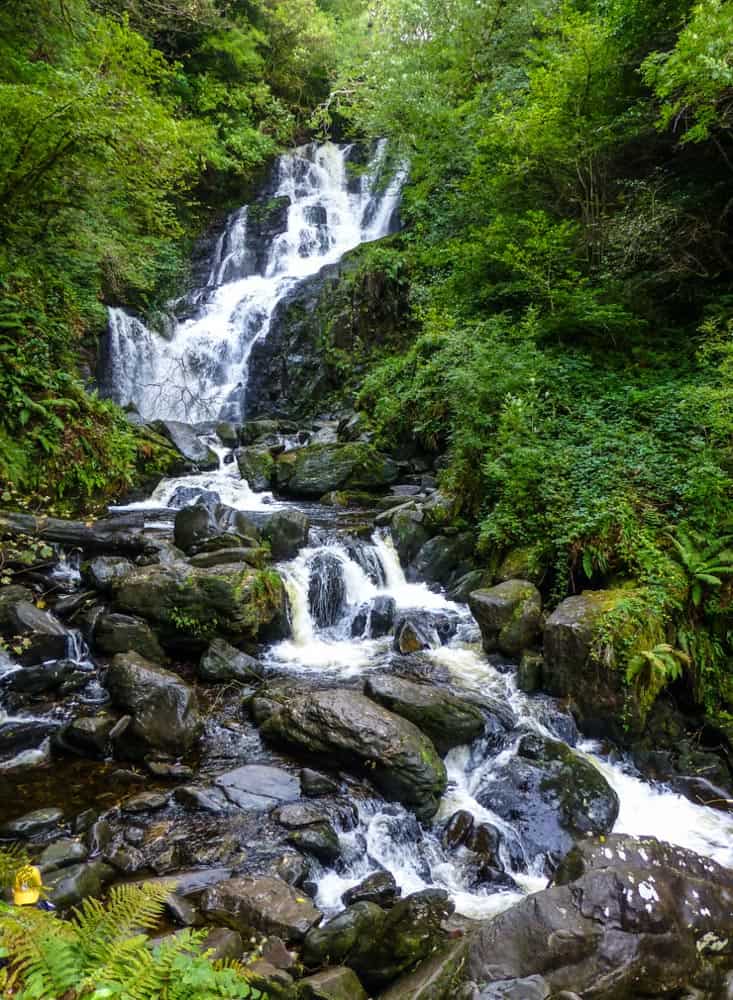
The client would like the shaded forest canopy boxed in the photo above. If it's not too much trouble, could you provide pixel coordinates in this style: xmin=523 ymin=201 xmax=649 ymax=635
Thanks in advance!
xmin=1 ymin=0 xmax=733 ymax=719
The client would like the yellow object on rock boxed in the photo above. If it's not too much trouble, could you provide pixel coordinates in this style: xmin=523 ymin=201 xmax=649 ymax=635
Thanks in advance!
xmin=13 ymin=864 xmax=42 ymax=905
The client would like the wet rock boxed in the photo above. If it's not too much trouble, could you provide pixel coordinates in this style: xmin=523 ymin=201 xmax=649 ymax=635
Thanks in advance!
xmin=247 ymin=960 xmax=294 ymax=996
xmin=0 ymin=717 xmax=60 ymax=758
xmin=173 ymin=503 xmax=220 ymax=554
xmin=288 ymin=822 xmax=341 ymax=863
xmin=107 ymin=845 xmax=146 ymax=874
xmin=477 ymin=734 xmax=619 ymax=872
xmin=467 ymin=835 xmax=733 ymax=999
xmin=468 ymin=581 xmax=542 ymax=658
xmin=38 ymin=838 xmax=88 ymax=873
xmin=389 ymin=506 xmax=431 ymax=566
xmin=201 ymin=875 xmax=322 ymax=943
xmin=275 ymin=442 xmax=399 ymax=498
xmin=152 ymin=421 xmax=219 ymax=469
xmin=393 ymin=617 xmax=436 ymax=654
xmin=106 ymin=652 xmax=201 ymax=758
xmin=1 ymin=806 xmax=63 ymax=839
xmin=165 ymin=892 xmax=202 ymax=926
xmin=236 ymin=446 xmax=275 ymax=491
xmin=198 ymin=637 xmax=261 ymax=683
xmin=517 ymin=651 xmax=543 ymax=693
xmin=475 ymin=976 xmax=550 ymax=999
xmin=273 ymin=852 xmax=310 ymax=887
xmin=59 ymin=714 xmax=116 ymax=757
xmin=173 ymin=784 xmax=230 ymax=814
xmin=443 ymin=810 xmax=475 ymax=850
xmin=122 ymin=791 xmax=169 ymax=813
xmin=6 ymin=658 xmax=86 ymax=696
xmin=274 ymin=802 xmax=327 ymax=828
xmin=301 ymin=768 xmax=339 ymax=797
xmin=94 ymin=612 xmax=165 ymax=660
xmin=543 ymin=589 xmax=655 ymax=741
xmin=83 ymin=556 xmax=135 ymax=592
xmin=342 ymin=871 xmax=400 ymax=908
xmin=447 ymin=570 xmax=491 ymax=604
xmin=352 ymin=595 xmax=396 ymax=638
xmin=299 ymin=967 xmax=369 ymax=1000
xmin=378 ymin=938 xmax=470 ymax=1000
xmin=304 ymin=890 xmax=454 ymax=988
xmin=113 ymin=561 xmax=289 ymax=645
xmin=257 ymin=509 xmax=310 ymax=560
xmin=410 ymin=533 xmax=475 ymax=588
xmin=146 ymin=759 xmax=194 ymax=780
xmin=46 ymin=859 xmax=114 ymax=908
xmin=215 ymin=764 xmax=301 ymax=810
xmin=308 ymin=551 xmax=347 ymax=627
xmin=252 ymin=687 xmax=447 ymax=821
xmin=189 ymin=546 xmax=267 ymax=569
xmin=0 ymin=584 xmax=33 ymax=629
xmin=365 ymin=675 xmax=485 ymax=755
xmin=6 ymin=601 xmax=70 ymax=665
xmin=167 ymin=485 xmax=221 ymax=510
xmin=198 ymin=927 xmax=243 ymax=961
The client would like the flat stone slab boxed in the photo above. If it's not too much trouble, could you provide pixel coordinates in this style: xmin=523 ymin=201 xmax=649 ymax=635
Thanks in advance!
xmin=215 ymin=764 xmax=301 ymax=810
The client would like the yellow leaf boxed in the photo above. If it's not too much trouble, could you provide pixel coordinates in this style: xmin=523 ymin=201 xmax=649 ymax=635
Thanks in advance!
xmin=36 ymin=599 xmax=46 ymax=609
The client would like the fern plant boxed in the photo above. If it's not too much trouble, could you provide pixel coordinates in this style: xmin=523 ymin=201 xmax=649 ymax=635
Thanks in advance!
xmin=0 ymin=882 xmax=265 ymax=1000
xmin=626 ymin=643 xmax=691 ymax=723
xmin=666 ymin=526 xmax=733 ymax=607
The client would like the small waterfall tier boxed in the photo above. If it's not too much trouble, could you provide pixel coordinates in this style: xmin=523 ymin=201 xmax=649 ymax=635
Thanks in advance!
xmin=101 ymin=141 xmax=405 ymax=424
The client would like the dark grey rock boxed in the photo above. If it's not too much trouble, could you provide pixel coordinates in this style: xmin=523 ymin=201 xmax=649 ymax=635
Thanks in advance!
xmin=198 ymin=638 xmax=261 ymax=683
xmin=201 ymin=875 xmax=322 ymax=943
xmin=215 ymin=764 xmax=301 ymax=810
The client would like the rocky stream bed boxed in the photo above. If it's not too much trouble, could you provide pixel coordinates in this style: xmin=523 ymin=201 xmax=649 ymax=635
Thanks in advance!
xmin=1 ymin=419 xmax=733 ymax=1000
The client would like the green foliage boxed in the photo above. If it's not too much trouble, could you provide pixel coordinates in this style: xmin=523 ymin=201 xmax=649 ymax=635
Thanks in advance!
xmin=0 ymin=881 xmax=264 ymax=1000
xmin=626 ymin=643 xmax=691 ymax=720
xmin=665 ymin=525 xmax=733 ymax=607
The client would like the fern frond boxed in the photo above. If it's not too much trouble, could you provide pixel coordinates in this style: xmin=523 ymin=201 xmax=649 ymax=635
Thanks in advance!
xmin=73 ymin=881 xmax=172 ymax=968
xmin=0 ymin=844 xmax=30 ymax=890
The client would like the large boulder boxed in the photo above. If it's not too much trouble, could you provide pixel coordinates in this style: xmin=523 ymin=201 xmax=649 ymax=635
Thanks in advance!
xmin=275 ymin=442 xmax=399 ymax=498
xmin=467 ymin=835 xmax=733 ymax=999
xmin=299 ymin=967 xmax=368 ymax=1000
xmin=409 ymin=533 xmax=475 ymax=587
xmin=198 ymin=638 xmax=260 ymax=683
xmin=252 ymin=687 xmax=447 ymax=821
xmin=244 ymin=508 xmax=310 ymax=560
xmin=351 ymin=596 xmax=396 ymax=639
xmin=468 ymin=581 xmax=542 ymax=657
xmin=105 ymin=652 xmax=201 ymax=758
xmin=303 ymin=890 xmax=454 ymax=989
xmin=113 ymin=562 xmax=289 ymax=646
xmin=5 ymin=602 xmax=70 ymax=665
xmin=151 ymin=420 xmax=219 ymax=469
xmin=378 ymin=938 xmax=469 ymax=1000
xmin=93 ymin=612 xmax=165 ymax=661
xmin=236 ymin=446 xmax=275 ymax=492
xmin=201 ymin=875 xmax=322 ymax=944
xmin=215 ymin=764 xmax=300 ymax=810
xmin=543 ymin=589 xmax=656 ymax=740
xmin=83 ymin=556 xmax=135 ymax=592
xmin=476 ymin=734 xmax=619 ymax=872
xmin=364 ymin=676 xmax=485 ymax=755
xmin=389 ymin=507 xmax=431 ymax=566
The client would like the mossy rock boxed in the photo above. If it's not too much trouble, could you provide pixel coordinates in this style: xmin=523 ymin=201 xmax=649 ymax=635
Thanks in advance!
xmin=236 ymin=446 xmax=275 ymax=492
xmin=113 ymin=562 xmax=289 ymax=647
xmin=543 ymin=588 xmax=664 ymax=742
xmin=468 ymin=580 xmax=542 ymax=658
xmin=274 ymin=442 xmax=399 ymax=498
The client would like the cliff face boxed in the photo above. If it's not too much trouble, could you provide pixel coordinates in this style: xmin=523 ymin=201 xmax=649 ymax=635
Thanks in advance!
xmin=245 ymin=240 xmax=412 ymax=419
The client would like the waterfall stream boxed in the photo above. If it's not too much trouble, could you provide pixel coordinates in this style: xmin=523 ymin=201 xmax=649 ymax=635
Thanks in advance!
xmin=101 ymin=141 xmax=406 ymax=424
xmin=262 ymin=531 xmax=733 ymax=919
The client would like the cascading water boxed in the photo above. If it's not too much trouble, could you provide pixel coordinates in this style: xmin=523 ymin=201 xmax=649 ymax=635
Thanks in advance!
xmin=102 ymin=141 xmax=406 ymax=424
xmin=265 ymin=529 xmax=733 ymax=920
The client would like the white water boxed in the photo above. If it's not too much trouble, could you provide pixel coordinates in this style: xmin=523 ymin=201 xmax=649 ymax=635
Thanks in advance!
xmin=103 ymin=141 xmax=406 ymax=424
xmin=264 ymin=530 xmax=733 ymax=918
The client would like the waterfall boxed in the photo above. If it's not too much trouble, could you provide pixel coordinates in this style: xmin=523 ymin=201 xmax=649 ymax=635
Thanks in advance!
xmin=101 ymin=141 xmax=406 ymax=424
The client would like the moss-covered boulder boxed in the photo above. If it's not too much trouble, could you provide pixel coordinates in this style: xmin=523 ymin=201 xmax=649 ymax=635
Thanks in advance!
xmin=235 ymin=446 xmax=275 ymax=492
xmin=477 ymin=733 xmax=619 ymax=872
xmin=274 ymin=442 xmax=399 ymax=498
xmin=251 ymin=686 xmax=447 ymax=820
xmin=495 ymin=545 xmax=546 ymax=585
xmin=468 ymin=580 xmax=542 ymax=657
xmin=543 ymin=589 xmax=662 ymax=740
xmin=389 ymin=507 xmax=431 ymax=566
xmin=364 ymin=675 xmax=485 ymax=755
xmin=113 ymin=561 xmax=289 ymax=647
